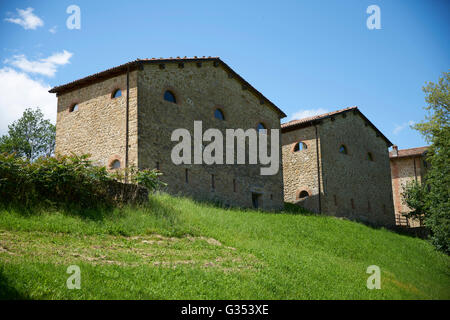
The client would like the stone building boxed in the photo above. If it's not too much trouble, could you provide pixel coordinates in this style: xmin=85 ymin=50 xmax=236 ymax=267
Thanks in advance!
xmin=49 ymin=57 xmax=286 ymax=211
xmin=281 ymin=107 xmax=396 ymax=226
xmin=389 ymin=146 xmax=428 ymax=227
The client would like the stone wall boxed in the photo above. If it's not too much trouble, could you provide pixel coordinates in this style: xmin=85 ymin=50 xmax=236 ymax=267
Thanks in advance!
xmin=55 ymin=71 xmax=138 ymax=170
xmin=281 ymin=126 xmax=321 ymax=212
xmin=319 ymin=112 xmax=395 ymax=227
xmin=55 ymin=61 xmax=284 ymax=211
xmin=137 ymin=61 xmax=284 ymax=210
xmin=390 ymin=156 xmax=425 ymax=227
xmin=106 ymin=180 xmax=149 ymax=204
xmin=282 ymin=111 xmax=396 ymax=227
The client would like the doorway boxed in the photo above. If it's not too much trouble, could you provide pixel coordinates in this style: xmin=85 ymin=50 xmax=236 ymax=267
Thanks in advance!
xmin=252 ymin=193 xmax=262 ymax=209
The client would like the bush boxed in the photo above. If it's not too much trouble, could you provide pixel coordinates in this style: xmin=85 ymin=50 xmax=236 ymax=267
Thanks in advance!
xmin=0 ymin=153 xmax=165 ymax=210
xmin=0 ymin=153 xmax=110 ymax=208
xmin=108 ymin=166 xmax=166 ymax=191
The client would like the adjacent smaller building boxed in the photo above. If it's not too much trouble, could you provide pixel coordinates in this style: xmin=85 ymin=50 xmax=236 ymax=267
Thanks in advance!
xmin=389 ymin=145 xmax=428 ymax=227
xmin=281 ymin=107 xmax=396 ymax=227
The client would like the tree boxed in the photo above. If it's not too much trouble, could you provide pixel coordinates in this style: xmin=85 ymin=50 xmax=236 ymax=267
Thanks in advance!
xmin=401 ymin=180 xmax=427 ymax=225
xmin=0 ymin=108 xmax=55 ymax=161
xmin=406 ymin=72 xmax=449 ymax=254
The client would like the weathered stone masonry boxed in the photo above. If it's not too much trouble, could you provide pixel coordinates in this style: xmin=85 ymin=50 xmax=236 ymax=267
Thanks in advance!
xmin=282 ymin=107 xmax=396 ymax=227
xmin=54 ymin=70 xmax=139 ymax=170
xmin=50 ymin=57 xmax=286 ymax=211
xmin=389 ymin=146 xmax=428 ymax=227
xmin=50 ymin=57 xmax=398 ymax=226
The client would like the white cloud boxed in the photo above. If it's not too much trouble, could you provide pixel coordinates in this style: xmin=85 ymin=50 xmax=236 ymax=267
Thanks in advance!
xmin=5 ymin=7 xmax=44 ymax=30
xmin=290 ymin=108 xmax=329 ymax=121
xmin=0 ymin=68 xmax=56 ymax=135
xmin=5 ymin=50 xmax=73 ymax=77
xmin=49 ymin=26 xmax=57 ymax=34
xmin=0 ymin=50 xmax=72 ymax=133
xmin=44 ymin=51 xmax=73 ymax=65
xmin=393 ymin=120 xmax=415 ymax=135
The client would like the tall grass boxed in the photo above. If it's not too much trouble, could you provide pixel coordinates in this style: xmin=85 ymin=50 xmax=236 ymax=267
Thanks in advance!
xmin=0 ymin=193 xmax=449 ymax=299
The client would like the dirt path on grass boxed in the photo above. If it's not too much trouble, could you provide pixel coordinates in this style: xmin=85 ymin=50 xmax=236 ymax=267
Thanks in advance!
xmin=0 ymin=230 xmax=260 ymax=273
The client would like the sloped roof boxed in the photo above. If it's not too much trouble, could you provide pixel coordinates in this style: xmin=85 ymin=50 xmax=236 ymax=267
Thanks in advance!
xmin=48 ymin=56 xmax=286 ymax=118
xmin=281 ymin=106 xmax=357 ymax=129
xmin=281 ymin=106 xmax=393 ymax=146
xmin=389 ymin=146 xmax=428 ymax=158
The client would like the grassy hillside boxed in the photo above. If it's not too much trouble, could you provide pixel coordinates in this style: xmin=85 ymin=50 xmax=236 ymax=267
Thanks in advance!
xmin=0 ymin=193 xmax=449 ymax=299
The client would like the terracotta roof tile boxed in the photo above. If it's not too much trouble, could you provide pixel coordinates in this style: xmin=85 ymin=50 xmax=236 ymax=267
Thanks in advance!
xmin=281 ymin=106 xmax=357 ymax=129
xmin=281 ymin=106 xmax=393 ymax=146
xmin=389 ymin=146 xmax=428 ymax=158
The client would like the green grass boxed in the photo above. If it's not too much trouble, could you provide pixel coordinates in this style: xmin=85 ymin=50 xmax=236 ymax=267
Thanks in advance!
xmin=0 ymin=194 xmax=449 ymax=299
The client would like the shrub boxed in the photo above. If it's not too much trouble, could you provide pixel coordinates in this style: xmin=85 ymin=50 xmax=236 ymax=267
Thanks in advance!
xmin=108 ymin=166 xmax=166 ymax=191
xmin=0 ymin=153 xmax=111 ymax=208
xmin=0 ymin=153 xmax=165 ymax=210
xmin=132 ymin=168 xmax=166 ymax=191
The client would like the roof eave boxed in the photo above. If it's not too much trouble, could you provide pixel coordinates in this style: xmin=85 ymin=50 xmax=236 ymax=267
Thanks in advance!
xmin=281 ymin=108 xmax=393 ymax=147
xmin=48 ymin=58 xmax=287 ymax=118
xmin=48 ymin=60 xmax=140 ymax=94
xmin=356 ymin=110 xmax=393 ymax=147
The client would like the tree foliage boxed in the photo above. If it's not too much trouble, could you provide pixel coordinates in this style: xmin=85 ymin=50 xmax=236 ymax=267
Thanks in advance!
xmin=401 ymin=180 xmax=427 ymax=225
xmin=404 ymin=72 xmax=449 ymax=254
xmin=109 ymin=166 xmax=166 ymax=191
xmin=0 ymin=108 xmax=55 ymax=161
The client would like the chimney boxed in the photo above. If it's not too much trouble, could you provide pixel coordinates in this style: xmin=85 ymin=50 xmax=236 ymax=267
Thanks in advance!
xmin=392 ymin=145 xmax=398 ymax=157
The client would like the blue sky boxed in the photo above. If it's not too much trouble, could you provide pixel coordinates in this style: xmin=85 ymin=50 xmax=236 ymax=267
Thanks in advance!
xmin=0 ymin=0 xmax=448 ymax=149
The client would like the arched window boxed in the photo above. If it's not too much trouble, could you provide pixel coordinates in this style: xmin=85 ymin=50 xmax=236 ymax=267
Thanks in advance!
xmin=298 ymin=190 xmax=309 ymax=199
xmin=69 ymin=104 xmax=79 ymax=112
xmin=112 ymin=89 xmax=122 ymax=99
xmin=367 ymin=152 xmax=374 ymax=161
xmin=339 ymin=145 xmax=348 ymax=154
xmin=164 ymin=90 xmax=176 ymax=103
xmin=214 ymin=109 xmax=225 ymax=120
xmin=110 ymin=160 xmax=121 ymax=170
xmin=293 ymin=142 xmax=307 ymax=152
xmin=257 ymin=123 xmax=266 ymax=132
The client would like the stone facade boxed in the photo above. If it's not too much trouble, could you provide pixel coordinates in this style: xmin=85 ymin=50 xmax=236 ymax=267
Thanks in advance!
xmin=282 ymin=107 xmax=396 ymax=227
xmin=282 ymin=126 xmax=320 ymax=213
xmin=54 ymin=71 xmax=139 ymax=169
xmin=389 ymin=146 xmax=428 ymax=227
xmin=51 ymin=57 xmax=286 ymax=211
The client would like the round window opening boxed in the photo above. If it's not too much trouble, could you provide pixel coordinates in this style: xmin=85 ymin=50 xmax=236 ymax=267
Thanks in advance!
xmin=112 ymin=89 xmax=122 ymax=99
xmin=298 ymin=190 xmax=309 ymax=199
xmin=214 ymin=109 xmax=225 ymax=120
xmin=257 ymin=123 xmax=266 ymax=132
xmin=293 ymin=142 xmax=307 ymax=152
xmin=111 ymin=160 xmax=121 ymax=170
xmin=164 ymin=90 xmax=177 ymax=103
xmin=69 ymin=104 xmax=79 ymax=112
